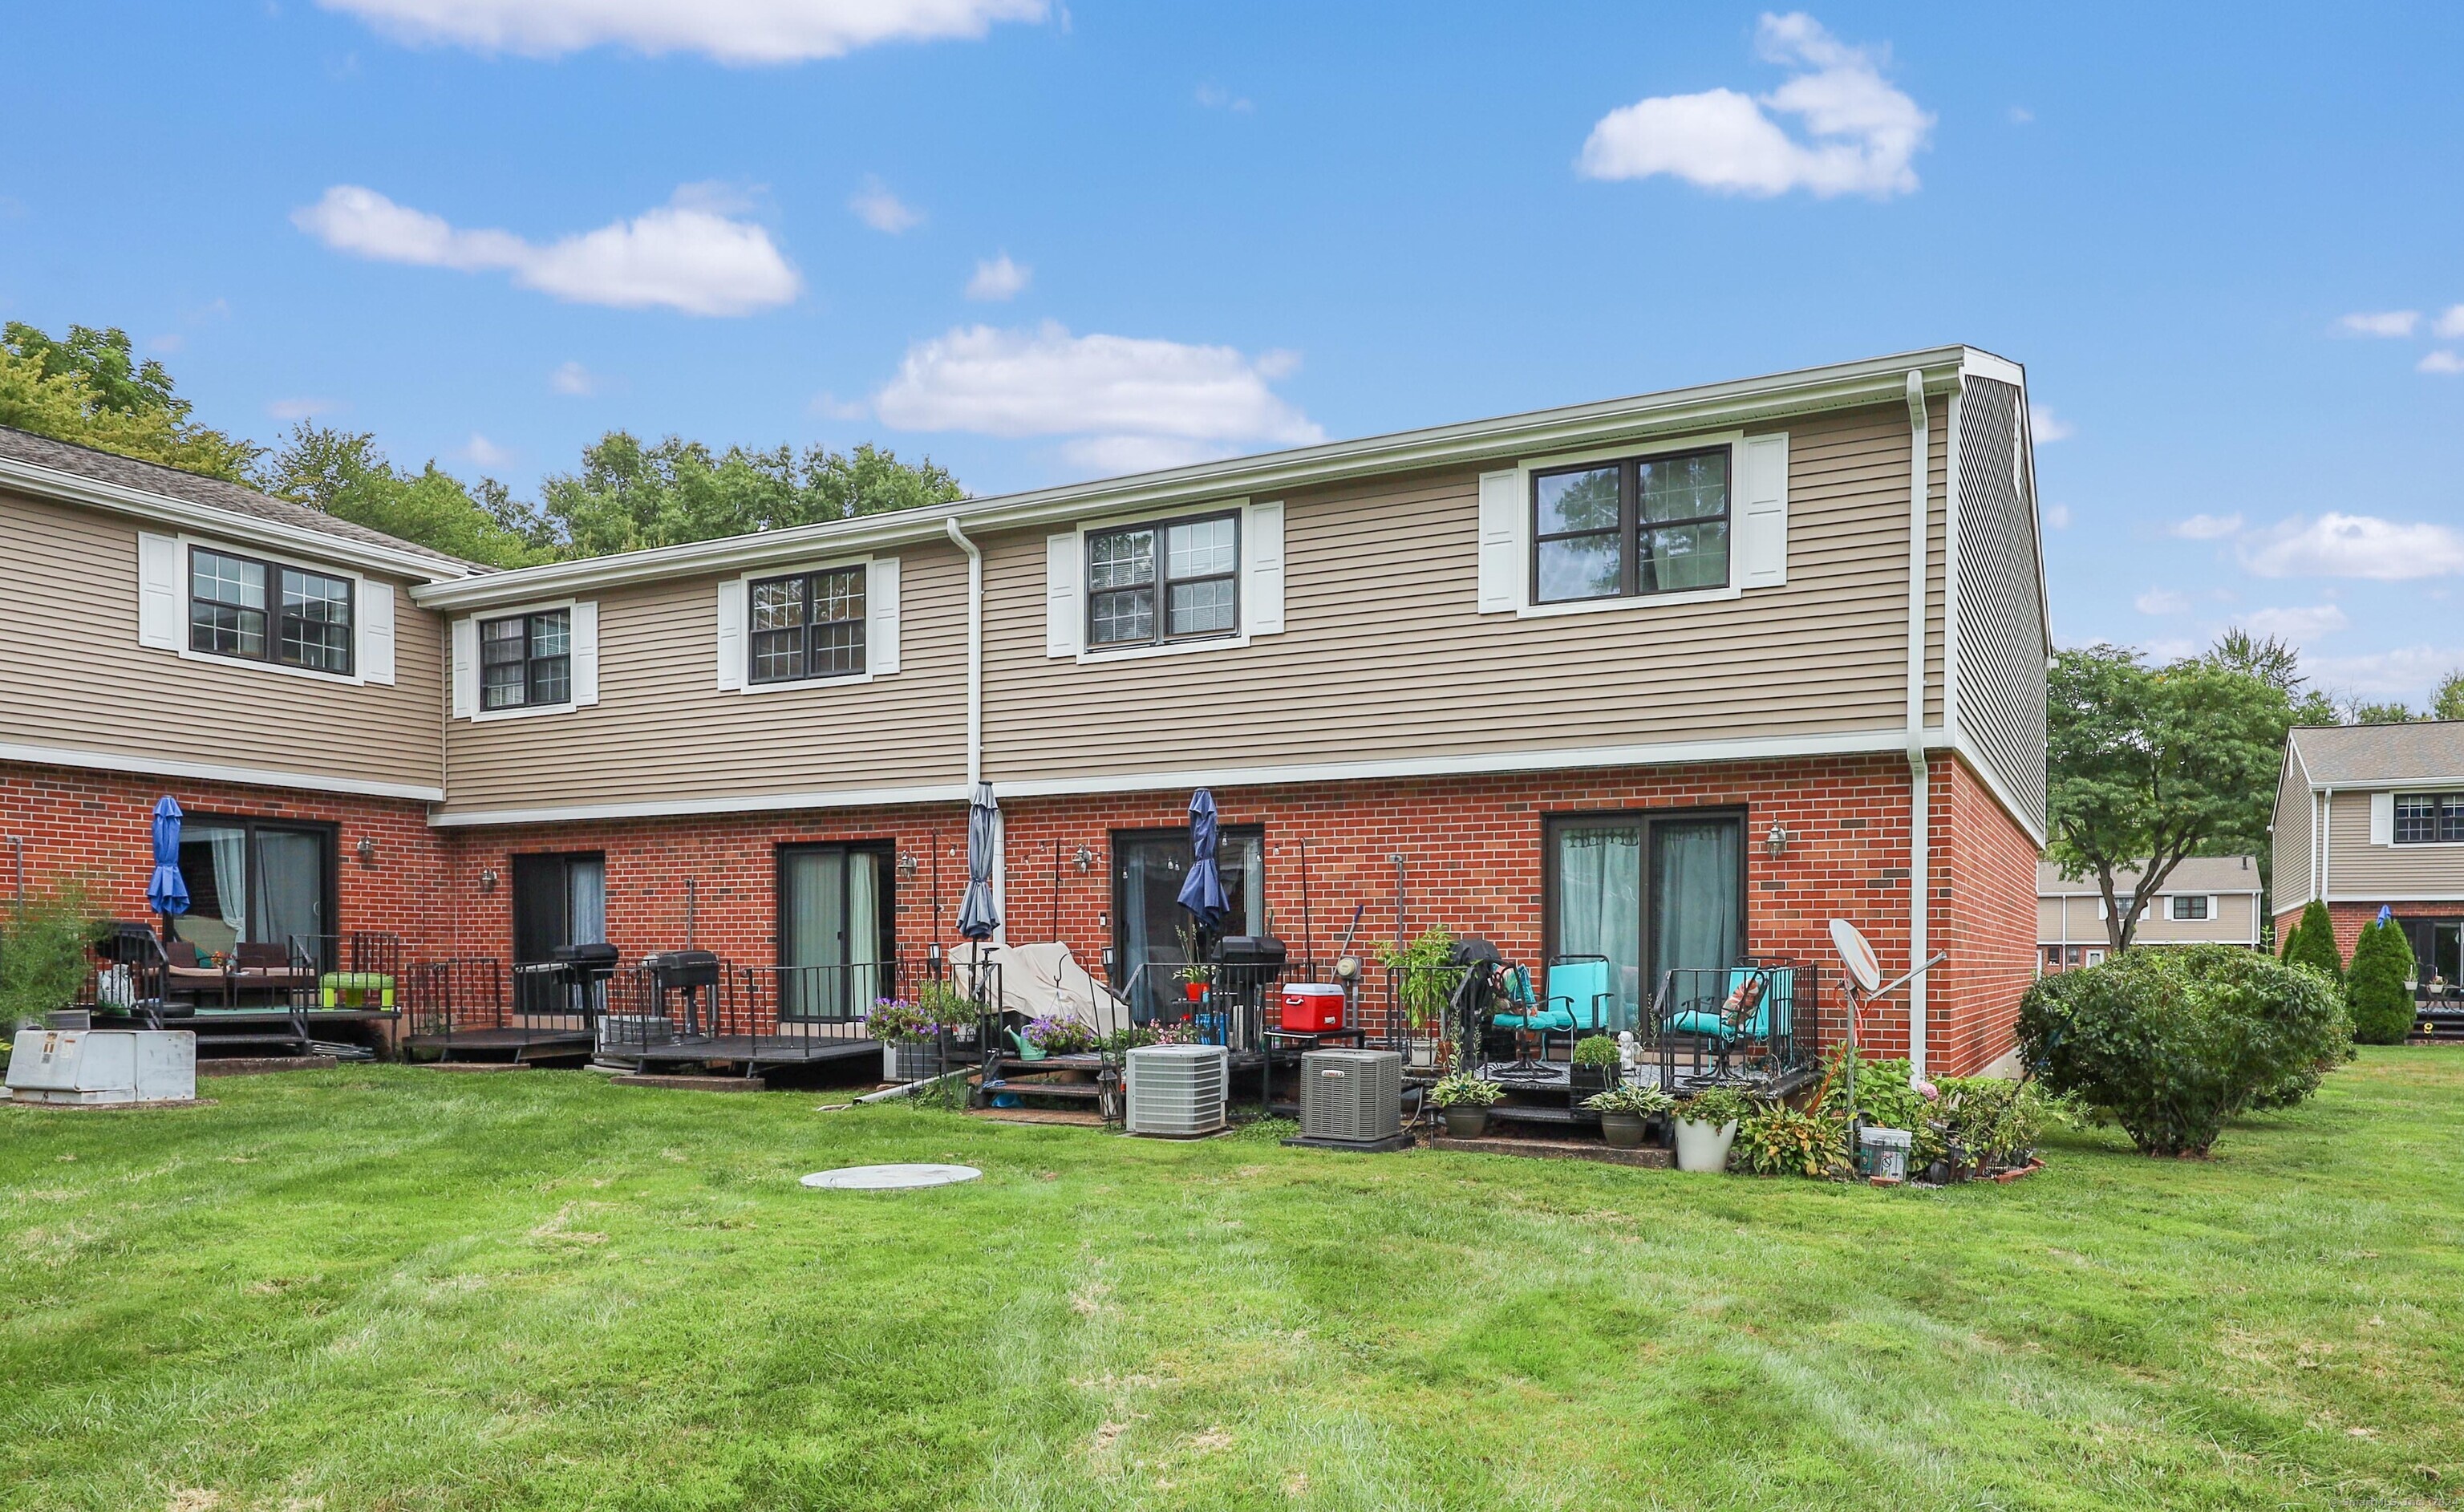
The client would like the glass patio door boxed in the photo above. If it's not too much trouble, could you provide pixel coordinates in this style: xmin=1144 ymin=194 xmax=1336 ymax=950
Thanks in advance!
xmin=779 ymin=845 xmax=891 ymax=1019
xmin=1112 ymin=826 xmax=1263 ymax=1024
xmin=1546 ymin=811 xmax=1744 ymax=1029
xmin=1648 ymin=817 xmax=1743 ymax=1011
xmin=1550 ymin=820 xmax=1643 ymax=1029
xmin=174 ymin=817 xmax=332 ymax=963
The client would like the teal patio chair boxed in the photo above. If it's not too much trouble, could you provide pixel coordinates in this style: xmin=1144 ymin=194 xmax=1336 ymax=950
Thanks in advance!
xmin=1662 ymin=965 xmax=1790 ymax=1082
xmin=1492 ymin=955 xmax=1616 ymax=1062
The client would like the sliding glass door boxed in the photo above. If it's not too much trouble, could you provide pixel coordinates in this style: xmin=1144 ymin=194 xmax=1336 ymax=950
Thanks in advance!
xmin=778 ymin=844 xmax=894 ymax=1019
xmin=175 ymin=817 xmax=334 ymax=962
xmin=1112 ymin=826 xmax=1265 ymax=1024
xmin=511 ymin=853 xmax=607 ymax=964
xmin=1546 ymin=809 xmax=1745 ymax=1030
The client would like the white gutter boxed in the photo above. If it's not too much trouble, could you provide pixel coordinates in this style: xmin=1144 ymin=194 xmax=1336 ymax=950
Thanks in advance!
xmin=1903 ymin=369 xmax=1931 ymax=1080
xmin=946 ymin=517 xmax=983 ymax=787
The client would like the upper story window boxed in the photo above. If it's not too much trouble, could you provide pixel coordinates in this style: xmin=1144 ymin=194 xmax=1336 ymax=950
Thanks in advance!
xmin=2169 ymin=894 xmax=2211 ymax=922
xmin=1087 ymin=512 xmax=1239 ymax=649
xmin=2394 ymin=793 xmax=2464 ymax=845
xmin=749 ymin=565 xmax=865 ymax=683
xmin=1530 ymin=447 xmax=1729 ymax=604
xmin=480 ymin=609 xmax=571 ymax=709
xmin=189 ymin=546 xmax=354 ymax=675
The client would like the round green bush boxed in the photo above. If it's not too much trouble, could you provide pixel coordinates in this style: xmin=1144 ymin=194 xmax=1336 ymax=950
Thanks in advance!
xmin=2016 ymin=944 xmax=2351 ymax=1157
xmin=2347 ymin=918 xmax=2417 ymax=1046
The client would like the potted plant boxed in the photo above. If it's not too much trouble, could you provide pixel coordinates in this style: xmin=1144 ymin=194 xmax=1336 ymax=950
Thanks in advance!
xmin=1583 ymin=1081 xmax=1675 ymax=1149
xmin=1176 ymin=922 xmax=1210 ymax=1002
xmin=914 ymin=979 xmax=978 ymax=1045
xmin=1570 ymin=1034 xmax=1621 ymax=1096
xmin=1021 ymin=1015 xmax=1097 ymax=1058
xmin=1429 ymin=1072 xmax=1501 ymax=1137
xmin=1378 ymin=927 xmax=1457 ymax=1068
xmin=869 ymin=998 xmax=944 ymax=1081
xmin=1672 ymin=1086 xmax=1750 ymax=1173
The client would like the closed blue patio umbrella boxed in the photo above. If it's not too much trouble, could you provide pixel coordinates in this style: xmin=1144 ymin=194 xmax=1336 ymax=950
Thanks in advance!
xmin=957 ymin=783 xmax=1001 ymax=942
xmin=1175 ymin=789 xmax=1229 ymax=930
xmin=147 ymin=795 xmax=189 ymax=939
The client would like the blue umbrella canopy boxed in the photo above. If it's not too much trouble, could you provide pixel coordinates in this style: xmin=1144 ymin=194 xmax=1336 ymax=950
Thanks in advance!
xmin=147 ymin=795 xmax=189 ymax=924
xmin=957 ymin=783 xmax=1001 ymax=942
xmin=1175 ymin=789 xmax=1230 ymax=929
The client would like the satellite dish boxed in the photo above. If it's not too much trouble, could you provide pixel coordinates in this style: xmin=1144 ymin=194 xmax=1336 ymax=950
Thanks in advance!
xmin=1829 ymin=918 xmax=1882 ymax=994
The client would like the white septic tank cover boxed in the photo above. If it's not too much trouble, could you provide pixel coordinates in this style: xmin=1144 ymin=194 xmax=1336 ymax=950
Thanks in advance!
xmin=800 ymin=1163 xmax=982 ymax=1190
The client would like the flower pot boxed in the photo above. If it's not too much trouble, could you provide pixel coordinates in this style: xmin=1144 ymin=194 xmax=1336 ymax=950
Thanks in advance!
xmin=883 ymin=1040 xmax=942 ymax=1081
xmin=1406 ymin=1038 xmax=1439 ymax=1068
xmin=1598 ymin=1110 xmax=1648 ymax=1149
xmin=1183 ymin=980 xmax=1207 ymax=1003
xmin=1673 ymin=1117 xmax=1739 ymax=1173
xmin=1441 ymin=1106 xmax=1489 ymax=1138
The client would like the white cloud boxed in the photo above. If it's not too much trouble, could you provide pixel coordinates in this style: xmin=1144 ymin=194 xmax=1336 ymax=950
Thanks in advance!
xmin=316 ymin=0 xmax=1047 ymax=63
xmin=2337 ymin=309 xmax=2420 ymax=338
xmin=266 ymin=397 xmax=342 ymax=420
xmin=2420 ymin=351 xmax=2464 ymax=375
xmin=2305 ymin=644 xmax=2464 ymax=701
xmin=2134 ymin=588 xmax=2190 ymax=616
xmin=1578 ymin=12 xmax=1932 ymax=198
xmin=2170 ymin=512 xmax=2243 ymax=541
xmin=2043 ymin=502 xmax=2071 ymax=529
xmin=1195 ymin=83 xmax=1252 ymax=112
xmin=2243 ymin=604 xmax=2349 ymax=642
xmin=872 ymin=321 xmax=1323 ymax=473
xmin=964 ymin=253 xmax=1029 ymax=301
xmin=2241 ymin=513 xmax=2464 ymax=581
xmin=849 ymin=176 xmax=922 ymax=234
xmin=549 ymin=360 xmax=598 ymax=395
xmin=2006 ymin=105 xmax=2032 ymax=124
xmin=2436 ymin=305 xmax=2464 ymax=339
xmin=2028 ymin=403 xmax=2073 ymax=442
xmin=462 ymin=432 xmax=514 ymax=468
xmin=293 ymin=184 xmax=800 ymax=316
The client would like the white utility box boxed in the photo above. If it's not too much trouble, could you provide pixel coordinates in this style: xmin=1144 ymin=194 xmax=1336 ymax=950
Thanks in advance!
xmin=5 ymin=1028 xmax=197 ymax=1105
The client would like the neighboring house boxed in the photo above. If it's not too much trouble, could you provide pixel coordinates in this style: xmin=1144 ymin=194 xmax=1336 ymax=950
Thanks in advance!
xmin=2273 ymin=722 xmax=2464 ymax=996
xmin=2036 ymin=856 xmax=2263 ymax=974
xmin=0 ymin=343 xmax=2051 ymax=1076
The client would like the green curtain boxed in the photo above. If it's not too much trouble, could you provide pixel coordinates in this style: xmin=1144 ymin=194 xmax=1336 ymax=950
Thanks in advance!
xmin=1650 ymin=818 xmax=1741 ymax=1008
xmin=1554 ymin=823 xmax=1642 ymax=1028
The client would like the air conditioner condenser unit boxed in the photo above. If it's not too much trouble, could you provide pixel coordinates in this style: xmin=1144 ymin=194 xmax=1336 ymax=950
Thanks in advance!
xmin=1124 ymin=1044 xmax=1228 ymax=1137
xmin=1293 ymin=1048 xmax=1406 ymax=1149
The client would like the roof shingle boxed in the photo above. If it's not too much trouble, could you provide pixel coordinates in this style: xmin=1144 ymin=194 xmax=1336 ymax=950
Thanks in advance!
xmin=2288 ymin=722 xmax=2464 ymax=786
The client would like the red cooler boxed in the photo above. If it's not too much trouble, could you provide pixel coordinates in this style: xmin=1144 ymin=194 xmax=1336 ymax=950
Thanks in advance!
xmin=1279 ymin=984 xmax=1346 ymax=1032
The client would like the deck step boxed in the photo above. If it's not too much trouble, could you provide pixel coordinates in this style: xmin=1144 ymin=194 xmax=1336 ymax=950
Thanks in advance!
xmin=983 ymin=1077 xmax=1104 ymax=1101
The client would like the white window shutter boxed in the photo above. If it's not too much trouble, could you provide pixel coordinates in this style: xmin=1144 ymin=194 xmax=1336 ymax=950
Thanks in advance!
xmin=569 ymin=601 xmax=599 ymax=706
xmin=1243 ymin=501 xmax=1285 ymax=635
xmin=359 ymin=580 xmax=396 ymax=684
xmin=1737 ymin=432 xmax=1789 ymax=590
xmin=868 ymin=557 xmax=902 ymax=675
xmin=450 ymin=617 xmax=477 ymax=719
xmin=2370 ymin=791 xmax=2394 ymax=845
xmin=1045 ymin=532 xmax=1082 ymax=658
xmin=137 ymin=532 xmax=181 ymax=650
xmin=1477 ymin=470 xmax=1521 ymax=613
xmin=715 ymin=579 xmax=747 ymax=691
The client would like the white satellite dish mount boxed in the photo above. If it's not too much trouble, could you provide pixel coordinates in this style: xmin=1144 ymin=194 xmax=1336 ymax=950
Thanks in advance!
xmin=1826 ymin=918 xmax=1946 ymax=1105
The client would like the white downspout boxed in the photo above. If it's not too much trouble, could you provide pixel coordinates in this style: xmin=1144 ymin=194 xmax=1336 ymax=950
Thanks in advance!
xmin=945 ymin=518 xmax=983 ymax=788
xmin=1903 ymin=370 xmax=1931 ymax=1080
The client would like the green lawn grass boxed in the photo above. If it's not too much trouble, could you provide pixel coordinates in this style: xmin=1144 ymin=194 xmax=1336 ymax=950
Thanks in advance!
xmin=3 ymin=1052 xmax=2460 ymax=1511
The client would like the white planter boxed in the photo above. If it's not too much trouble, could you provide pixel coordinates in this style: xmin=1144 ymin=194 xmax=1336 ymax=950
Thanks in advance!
xmin=1406 ymin=1038 xmax=1439 ymax=1068
xmin=882 ymin=1040 xmax=942 ymax=1081
xmin=1673 ymin=1117 xmax=1739 ymax=1174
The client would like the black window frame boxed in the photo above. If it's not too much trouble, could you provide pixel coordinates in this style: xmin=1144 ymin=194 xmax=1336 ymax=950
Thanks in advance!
xmin=1529 ymin=444 xmax=1733 ymax=606
xmin=2169 ymin=894 xmax=2211 ymax=922
xmin=747 ymin=565 xmax=869 ymax=685
xmin=2393 ymin=792 xmax=2464 ymax=845
xmin=187 ymin=545 xmax=356 ymax=676
xmin=773 ymin=841 xmax=898 ymax=1020
xmin=173 ymin=812 xmax=340 ymax=969
xmin=1539 ymin=805 xmax=1751 ymax=1011
xmin=510 ymin=851 xmax=606 ymax=965
xmin=1084 ymin=510 xmax=1242 ymax=650
xmin=478 ymin=608 xmax=573 ymax=711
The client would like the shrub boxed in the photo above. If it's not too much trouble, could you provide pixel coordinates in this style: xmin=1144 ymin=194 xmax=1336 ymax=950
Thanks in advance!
xmin=0 ymin=886 xmax=103 ymax=1031
xmin=1935 ymin=1077 xmax=2078 ymax=1167
xmin=1815 ymin=1047 xmax=1944 ymax=1166
xmin=2280 ymin=900 xmax=2343 ymax=981
xmin=1428 ymin=1072 xmax=1499 ymax=1109
xmin=2347 ymin=918 xmax=2416 ymax=1046
xmin=1570 ymin=1034 xmax=1620 ymax=1068
xmin=1734 ymin=1101 xmax=1849 ymax=1178
xmin=2017 ymin=944 xmax=2351 ymax=1156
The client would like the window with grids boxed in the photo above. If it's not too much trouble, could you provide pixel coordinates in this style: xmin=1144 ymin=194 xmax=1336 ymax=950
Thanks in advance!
xmin=480 ymin=610 xmax=571 ymax=710
xmin=188 ymin=547 xmax=354 ymax=675
xmin=2393 ymin=793 xmax=2464 ymax=845
xmin=1086 ymin=513 xmax=1239 ymax=649
xmin=748 ymin=566 xmax=866 ymax=683
xmin=2169 ymin=894 xmax=2211 ymax=921
xmin=1530 ymin=447 xmax=1731 ymax=604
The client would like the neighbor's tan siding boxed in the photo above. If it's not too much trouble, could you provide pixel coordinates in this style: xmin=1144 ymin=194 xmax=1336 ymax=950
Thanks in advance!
xmin=2271 ymin=752 xmax=2316 ymax=908
xmin=981 ymin=401 xmax=1936 ymax=783
xmin=2322 ymin=788 xmax=2464 ymax=898
xmin=436 ymin=543 xmax=969 ymax=816
xmin=2038 ymin=890 xmax=2261 ymax=947
xmin=2036 ymin=895 xmax=2065 ymax=942
xmin=1951 ymin=377 xmax=2048 ymax=830
xmin=0 ymin=487 xmax=444 ymax=791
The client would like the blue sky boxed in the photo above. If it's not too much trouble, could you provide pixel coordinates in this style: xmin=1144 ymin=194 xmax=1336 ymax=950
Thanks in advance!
xmin=5 ymin=2 xmax=2461 ymax=703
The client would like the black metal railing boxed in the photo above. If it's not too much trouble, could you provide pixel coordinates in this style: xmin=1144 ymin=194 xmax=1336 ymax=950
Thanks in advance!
xmin=1647 ymin=959 xmax=1816 ymax=1091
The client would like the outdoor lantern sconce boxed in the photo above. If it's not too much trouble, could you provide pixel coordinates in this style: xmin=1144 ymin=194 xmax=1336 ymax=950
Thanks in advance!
xmin=479 ymin=867 xmax=499 ymax=892
xmin=897 ymin=851 xmax=919 ymax=881
xmin=1765 ymin=823 xmax=1791 ymax=858
xmin=355 ymin=836 xmax=377 ymax=865
xmin=1073 ymin=845 xmax=1094 ymax=874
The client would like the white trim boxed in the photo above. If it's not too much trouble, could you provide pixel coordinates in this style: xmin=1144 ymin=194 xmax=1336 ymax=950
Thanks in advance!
xmin=1065 ymin=504 xmax=1256 ymax=663
xmin=1505 ymin=429 xmax=1754 ymax=618
xmin=726 ymin=557 xmax=881 ymax=695
xmin=429 ymin=781 xmax=971 ymax=828
xmin=1959 ymin=350 xmax=2025 ymax=388
xmin=2321 ymin=893 xmax=2464 ymax=904
xmin=0 ymin=452 xmax=467 ymax=583
xmin=0 ymin=739 xmax=441 ymax=802
xmin=172 ymin=535 xmax=371 ymax=687
xmin=1077 ymin=634 xmax=1250 ymax=665
xmin=1517 ymin=583 xmax=1743 ymax=619
xmin=410 ymin=346 xmax=1989 ymax=612
xmin=946 ymin=519 xmax=983 ymax=788
xmin=1903 ymin=368 xmax=1931 ymax=1080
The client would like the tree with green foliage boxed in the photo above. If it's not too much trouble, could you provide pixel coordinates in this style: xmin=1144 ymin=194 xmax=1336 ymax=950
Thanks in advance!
xmin=2344 ymin=699 xmax=2420 ymax=725
xmin=0 ymin=885 xmax=103 ymax=1031
xmin=2204 ymin=629 xmax=2339 ymax=938
xmin=2280 ymin=899 xmax=2344 ymax=981
xmin=2049 ymin=644 xmax=2288 ymax=952
xmin=2347 ymin=916 xmax=2416 ymax=1045
xmin=0 ymin=322 xmax=261 ymax=482
xmin=2434 ymin=669 xmax=2464 ymax=722
xmin=265 ymin=423 xmax=542 ymax=569
xmin=537 ymin=432 xmax=965 ymax=558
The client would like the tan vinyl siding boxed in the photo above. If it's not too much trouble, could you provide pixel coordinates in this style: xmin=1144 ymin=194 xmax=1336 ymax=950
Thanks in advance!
xmin=2036 ymin=895 xmax=2065 ymax=942
xmin=982 ymin=402 xmax=1927 ymax=783
xmin=2323 ymin=788 xmax=2464 ymax=897
xmin=2038 ymin=890 xmax=2259 ymax=947
xmin=437 ymin=543 xmax=968 ymax=815
xmin=1951 ymin=377 xmax=2049 ymax=829
xmin=0 ymin=487 xmax=443 ymax=790
xmin=2271 ymin=752 xmax=2316 ymax=908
